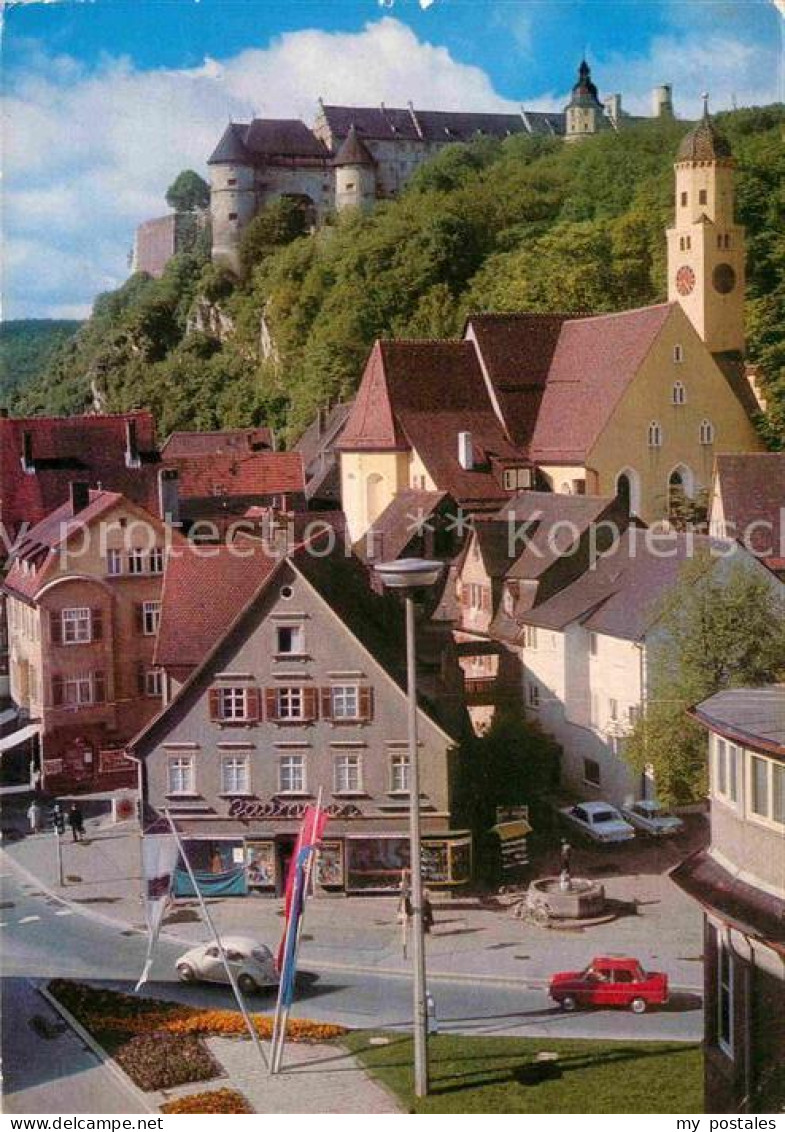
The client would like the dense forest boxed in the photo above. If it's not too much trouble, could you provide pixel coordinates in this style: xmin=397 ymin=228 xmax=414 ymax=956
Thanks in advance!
xmin=1 ymin=320 xmax=82 ymax=408
xmin=12 ymin=105 xmax=785 ymax=446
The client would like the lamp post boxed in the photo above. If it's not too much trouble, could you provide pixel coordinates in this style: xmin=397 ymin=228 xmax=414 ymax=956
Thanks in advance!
xmin=374 ymin=557 xmax=443 ymax=1099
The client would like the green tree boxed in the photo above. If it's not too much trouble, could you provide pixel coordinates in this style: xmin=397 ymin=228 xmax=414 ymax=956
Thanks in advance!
xmin=239 ymin=198 xmax=309 ymax=275
xmin=165 ymin=170 xmax=210 ymax=213
xmin=625 ymin=553 xmax=785 ymax=804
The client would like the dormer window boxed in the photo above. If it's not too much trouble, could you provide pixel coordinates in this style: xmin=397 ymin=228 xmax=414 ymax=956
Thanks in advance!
xmin=647 ymin=421 xmax=663 ymax=448
xmin=672 ymin=380 xmax=686 ymax=404
xmin=699 ymin=419 xmax=715 ymax=445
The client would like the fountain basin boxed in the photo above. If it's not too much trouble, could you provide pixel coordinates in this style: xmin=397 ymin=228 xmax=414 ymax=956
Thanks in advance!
xmin=527 ymin=876 xmax=606 ymax=920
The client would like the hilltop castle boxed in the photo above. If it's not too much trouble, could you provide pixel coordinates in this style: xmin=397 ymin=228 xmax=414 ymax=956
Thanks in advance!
xmin=208 ymin=61 xmax=676 ymax=271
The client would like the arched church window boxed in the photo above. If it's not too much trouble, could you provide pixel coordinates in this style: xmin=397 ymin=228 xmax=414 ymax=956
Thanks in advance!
xmin=699 ymin=419 xmax=715 ymax=445
xmin=672 ymin=379 xmax=686 ymax=404
xmin=616 ymin=468 xmax=641 ymax=516
xmin=647 ymin=421 xmax=663 ymax=448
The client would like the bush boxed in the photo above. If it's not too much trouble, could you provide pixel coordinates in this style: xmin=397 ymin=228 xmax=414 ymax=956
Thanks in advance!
xmin=162 ymin=1088 xmax=253 ymax=1114
xmin=115 ymin=1031 xmax=219 ymax=1092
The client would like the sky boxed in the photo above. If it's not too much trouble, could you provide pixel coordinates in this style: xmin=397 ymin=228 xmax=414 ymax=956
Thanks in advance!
xmin=2 ymin=0 xmax=783 ymax=321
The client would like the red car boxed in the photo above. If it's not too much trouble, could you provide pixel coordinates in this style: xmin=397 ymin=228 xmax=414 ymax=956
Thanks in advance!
xmin=549 ymin=956 xmax=668 ymax=1014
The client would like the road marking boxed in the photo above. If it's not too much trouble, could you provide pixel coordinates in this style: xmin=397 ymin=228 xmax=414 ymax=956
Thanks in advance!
xmin=54 ymin=909 xmax=73 ymax=917
xmin=18 ymin=915 xmax=41 ymax=924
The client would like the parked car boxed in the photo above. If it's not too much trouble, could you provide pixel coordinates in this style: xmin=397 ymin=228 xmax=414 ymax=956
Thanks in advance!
xmin=549 ymin=956 xmax=669 ymax=1013
xmin=176 ymin=935 xmax=278 ymax=994
xmin=621 ymin=799 xmax=684 ymax=837
xmin=559 ymin=801 xmax=636 ymax=843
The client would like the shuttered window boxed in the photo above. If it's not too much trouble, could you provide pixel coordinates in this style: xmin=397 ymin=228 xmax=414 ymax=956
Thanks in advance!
xmin=208 ymin=686 xmax=260 ymax=723
xmin=267 ymin=687 xmax=318 ymax=723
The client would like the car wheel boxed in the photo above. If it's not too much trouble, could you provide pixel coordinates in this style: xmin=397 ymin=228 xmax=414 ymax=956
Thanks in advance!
xmin=176 ymin=962 xmax=196 ymax=983
xmin=630 ymin=997 xmax=647 ymax=1014
xmin=238 ymin=973 xmax=258 ymax=995
xmin=560 ymin=995 xmax=578 ymax=1012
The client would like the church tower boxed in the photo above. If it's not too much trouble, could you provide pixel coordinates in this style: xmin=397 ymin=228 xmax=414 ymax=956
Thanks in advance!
xmin=666 ymin=98 xmax=745 ymax=356
xmin=564 ymin=60 xmax=605 ymax=141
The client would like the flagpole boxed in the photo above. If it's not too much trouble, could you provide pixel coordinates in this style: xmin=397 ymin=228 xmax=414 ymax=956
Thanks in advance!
xmin=270 ymin=789 xmax=323 ymax=1075
xmin=164 ymin=810 xmax=268 ymax=1070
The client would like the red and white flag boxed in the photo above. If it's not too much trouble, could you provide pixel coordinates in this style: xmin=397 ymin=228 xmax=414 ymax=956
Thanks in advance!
xmin=276 ymin=805 xmax=329 ymax=971
xmin=135 ymin=832 xmax=180 ymax=991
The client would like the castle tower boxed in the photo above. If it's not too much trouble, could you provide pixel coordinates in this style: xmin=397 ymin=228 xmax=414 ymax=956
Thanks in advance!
xmin=207 ymin=124 xmax=257 ymax=272
xmin=333 ymin=124 xmax=377 ymax=212
xmin=666 ymin=98 xmax=745 ymax=355
xmin=564 ymin=60 xmax=605 ymax=141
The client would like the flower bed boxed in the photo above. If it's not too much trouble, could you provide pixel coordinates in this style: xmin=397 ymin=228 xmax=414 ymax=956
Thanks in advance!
xmin=161 ymin=1088 xmax=254 ymax=1115
xmin=114 ymin=1032 xmax=220 ymax=1093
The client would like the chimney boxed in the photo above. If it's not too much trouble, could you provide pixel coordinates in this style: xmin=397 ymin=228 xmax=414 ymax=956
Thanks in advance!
xmin=458 ymin=431 xmax=474 ymax=471
xmin=159 ymin=467 xmax=180 ymax=525
xmin=70 ymin=482 xmax=90 ymax=514
xmin=20 ymin=430 xmax=36 ymax=475
xmin=125 ymin=418 xmax=141 ymax=468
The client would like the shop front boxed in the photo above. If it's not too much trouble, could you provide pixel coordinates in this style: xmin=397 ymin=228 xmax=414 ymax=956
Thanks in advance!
xmin=168 ymin=801 xmax=472 ymax=898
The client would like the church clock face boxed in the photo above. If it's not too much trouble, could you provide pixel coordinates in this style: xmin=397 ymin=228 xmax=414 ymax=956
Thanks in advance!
xmin=676 ymin=265 xmax=695 ymax=296
xmin=713 ymin=263 xmax=736 ymax=294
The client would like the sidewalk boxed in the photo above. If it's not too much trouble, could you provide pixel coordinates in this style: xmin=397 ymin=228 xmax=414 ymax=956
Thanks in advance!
xmin=1 ymin=812 xmax=706 ymax=991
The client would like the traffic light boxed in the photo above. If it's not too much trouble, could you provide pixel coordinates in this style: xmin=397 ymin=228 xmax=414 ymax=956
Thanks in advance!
xmin=52 ymin=808 xmax=65 ymax=835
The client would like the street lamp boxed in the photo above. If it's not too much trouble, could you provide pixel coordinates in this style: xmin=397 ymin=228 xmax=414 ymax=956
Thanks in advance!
xmin=374 ymin=557 xmax=443 ymax=1099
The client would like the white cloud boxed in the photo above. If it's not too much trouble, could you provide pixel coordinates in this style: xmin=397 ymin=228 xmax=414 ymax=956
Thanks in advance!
xmin=3 ymin=17 xmax=517 ymax=318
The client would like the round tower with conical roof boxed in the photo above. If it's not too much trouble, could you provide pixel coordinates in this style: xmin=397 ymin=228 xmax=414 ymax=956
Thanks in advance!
xmin=666 ymin=97 xmax=745 ymax=355
xmin=333 ymin=124 xmax=377 ymax=212
xmin=564 ymin=60 xmax=605 ymax=141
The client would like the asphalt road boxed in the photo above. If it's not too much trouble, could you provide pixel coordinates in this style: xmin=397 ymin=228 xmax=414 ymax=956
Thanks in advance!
xmin=0 ymin=864 xmax=702 ymax=1065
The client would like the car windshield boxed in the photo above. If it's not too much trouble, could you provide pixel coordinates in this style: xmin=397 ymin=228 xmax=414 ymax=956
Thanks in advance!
xmin=252 ymin=947 xmax=271 ymax=962
xmin=593 ymin=810 xmax=617 ymax=823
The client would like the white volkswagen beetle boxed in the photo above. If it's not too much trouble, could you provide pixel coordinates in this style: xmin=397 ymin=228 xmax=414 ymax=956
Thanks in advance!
xmin=175 ymin=935 xmax=278 ymax=994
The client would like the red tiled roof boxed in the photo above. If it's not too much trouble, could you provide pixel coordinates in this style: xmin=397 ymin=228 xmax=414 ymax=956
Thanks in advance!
xmin=528 ymin=304 xmax=675 ymax=462
xmin=0 ymin=412 xmax=160 ymax=544
xmin=161 ymin=428 xmax=274 ymax=458
xmin=165 ymin=451 xmax=305 ymax=499
xmin=154 ymin=543 xmax=281 ymax=670
xmin=340 ymin=340 xmax=525 ymax=506
xmin=714 ymin=453 xmax=785 ymax=561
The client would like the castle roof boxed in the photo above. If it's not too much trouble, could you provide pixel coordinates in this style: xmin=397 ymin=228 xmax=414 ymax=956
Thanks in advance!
xmin=208 ymin=119 xmax=330 ymax=165
xmin=319 ymin=103 xmax=536 ymax=144
xmin=566 ymin=60 xmax=604 ymax=111
xmin=677 ymin=102 xmax=733 ymax=161
xmin=333 ymin=124 xmax=376 ymax=167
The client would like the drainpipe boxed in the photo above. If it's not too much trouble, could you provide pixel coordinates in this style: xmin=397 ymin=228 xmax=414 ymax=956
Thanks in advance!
xmin=726 ymin=925 xmax=754 ymax=1112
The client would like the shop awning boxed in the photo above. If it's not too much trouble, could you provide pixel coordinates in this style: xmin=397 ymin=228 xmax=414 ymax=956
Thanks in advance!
xmin=0 ymin=723 xmax=39 ymax=754
xmin=491 ymin=818 xmax=532 ymax=841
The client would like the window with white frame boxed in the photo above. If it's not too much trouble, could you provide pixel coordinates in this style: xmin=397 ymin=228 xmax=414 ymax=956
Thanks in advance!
xmin=672 ymin=379 xmax=686 ymax=404
xmin=142 ymin=601 xmax=161 ymax=636
xmin=145 ymin=667 xmax=164 ymax=698
xmin=276 ymin=625 xmax=304 ymax=655
xmin=167 ymin=756 xmax=194 ymax=795
xmin=64 ymin=673 xmax=94 ymax=705
xmin=715 ymin=737 xmax=739 ymax=804
xmin=148 ymin=547 xmax=165 ymax=574
xmin=749 ymin=752 xmax=784 ymax=827
xmin=129 ymin=549 xmax=146 ymax=575
xmin=331 ymin=685 xmax=360 ymax=720
xmin=524 ymin=625 xmax=538 ymax=649
xmin=647 ymin=420 xmax=663 ymax=448
xmin=107 ymin=549 xmax=123 ymax=576
xmin=62 ymin=607 xmax=91 ymax=644
xmin=221 ymin=755 xmax=249 ymax=795
xmin=526 ymin=682 xmax=540 ymax=709
xmin=278 ymin=753 xmax=305 ymax=793
xmin=218 ymin=687 xmax=248 ymax=720
xmin=717 ymin=937 xmax=734 ymax=1057
xmin=699 ymin=419 xmax=715 ymax=445
xmin=277 ymin=687 xmax=304 ymax=720
xmin=584 ymin=757 xmax=601 ymax=787
xmin=390 ymin=753 xmax=410 ymax=793
xmin=503 ymin=467 xmax=530 ymax=491
xmin=334 ymin=753 xmax=362 ymax=793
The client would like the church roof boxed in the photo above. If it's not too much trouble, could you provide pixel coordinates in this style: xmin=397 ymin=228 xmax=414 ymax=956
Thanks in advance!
xmin=333 ymin=124 xmax=376 ymax=167
xmin=677 ymin=104 xmax=733 ymax=161
xmin=566 ymin=60 xmax=604 ymax=110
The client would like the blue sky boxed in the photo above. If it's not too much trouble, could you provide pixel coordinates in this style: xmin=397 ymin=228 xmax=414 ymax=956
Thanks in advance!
xmin=2 ymin=0 xmax=783 ymax=320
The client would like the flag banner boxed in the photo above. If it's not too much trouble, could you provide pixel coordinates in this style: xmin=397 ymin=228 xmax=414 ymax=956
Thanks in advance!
xmin=278 ymin=843 xmax=316 ymax=1008
xmin=276 ymin=804 xmax=329 ymax=970
xmin=135 ymin=832 xmax=180 ymax=991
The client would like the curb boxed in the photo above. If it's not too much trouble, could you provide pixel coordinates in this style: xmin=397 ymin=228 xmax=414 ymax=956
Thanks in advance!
xmin=2 ymin=847 xmax=704 ymax=998
xmin=34 ymin=980 xmax=157 ymax=1114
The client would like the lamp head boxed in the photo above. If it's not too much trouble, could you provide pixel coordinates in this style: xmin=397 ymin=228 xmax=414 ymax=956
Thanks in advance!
xmin=374 ymin=557 xmax=443 ymax=591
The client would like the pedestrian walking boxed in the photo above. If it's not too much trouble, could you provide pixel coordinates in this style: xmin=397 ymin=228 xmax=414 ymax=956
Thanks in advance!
xmin=27 ymin=799 xmax=43 ymax=834
xmin=422 ymin=889 xmax=435 ymax=934
xmin=68 ymin=803 xmax=85 ymax=843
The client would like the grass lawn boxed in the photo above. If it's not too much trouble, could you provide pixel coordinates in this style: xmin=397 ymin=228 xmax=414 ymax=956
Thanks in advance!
xmin=347 ymin=1031 xmax=703 ymax=1114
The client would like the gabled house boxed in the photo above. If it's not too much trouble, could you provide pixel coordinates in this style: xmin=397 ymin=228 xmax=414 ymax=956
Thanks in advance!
xmin=3 ymin=486 xmax=178 ymax=792
xmin=672 ymin=687 xmax=785 ymax=1113
xmin=130 ymin=539 xmax=470 ymax=897
xmin=709 ymin=453 xmax=785 ymax=576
